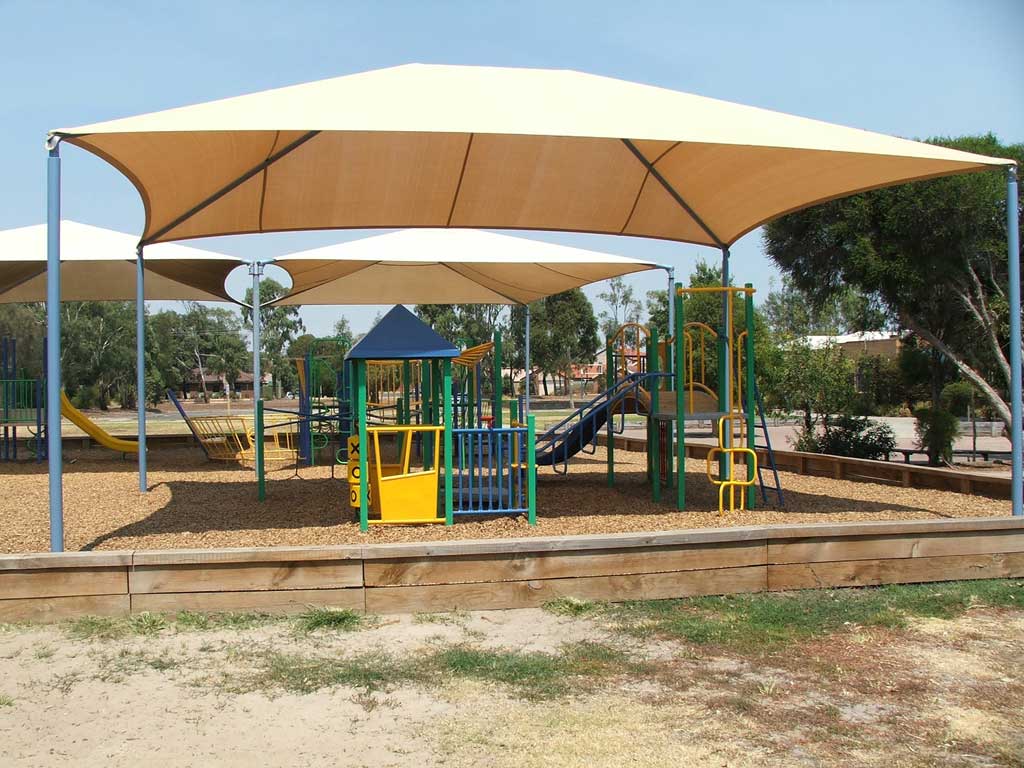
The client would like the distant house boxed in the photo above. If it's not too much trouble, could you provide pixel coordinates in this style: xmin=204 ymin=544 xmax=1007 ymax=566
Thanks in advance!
xmin=180 ymin=368 xmax=272 ymax=399
xmin=803 ymin=331 xmax=901 ymax=360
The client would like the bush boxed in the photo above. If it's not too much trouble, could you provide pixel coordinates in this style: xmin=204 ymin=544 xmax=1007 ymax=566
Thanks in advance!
xmin=71 ymin=385 xmax=101 ymax=410
xmin=941 ymin=380 xmax=974 ymax=417
xmin=914 ymin=407 xmax=960 ymax=466
xmin=820 ymin=415 xmax=896 ymax=460
xmin=792 ymin=414 xmax=896 ymax=460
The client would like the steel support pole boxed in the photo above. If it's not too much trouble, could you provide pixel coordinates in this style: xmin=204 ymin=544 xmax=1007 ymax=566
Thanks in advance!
xmin=46 ymin=144 xmax=63 ymax=552
xmin=136 ymin=246 xmax=147 ymax=492
xmin=1007 ymin=165 xmax=1021 ymax=516
xmin=250 ymin=261 xmax=263 ymax=404
xmin=524 ymin=303 xmax=531 ymax=417
xmin=720 ymin=247 xmax=731 ymax=480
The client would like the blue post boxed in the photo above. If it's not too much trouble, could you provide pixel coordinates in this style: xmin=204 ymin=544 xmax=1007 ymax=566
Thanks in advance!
xmin=136 ymin=246 xmax=147 ymax=492
xmin=46 ymin=144 xmax=63 ymax=552
xmin=1008 ymin=165 xmax=1021 ymax=517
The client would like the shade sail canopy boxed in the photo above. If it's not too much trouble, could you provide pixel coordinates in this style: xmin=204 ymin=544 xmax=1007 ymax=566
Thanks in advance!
xmin=50 ymin=64 xmax=1013 ymax=249
xmin=346 ymin=305 xmax=459 ymax=360
xmin=0 ymin=221 xmax=241 ymax=303
xmin=273 ymin=228 xmax=658 ymax=305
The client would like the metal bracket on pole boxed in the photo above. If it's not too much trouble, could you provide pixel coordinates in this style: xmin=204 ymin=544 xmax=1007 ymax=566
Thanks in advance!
xmin=1007 ymin=165 xmax=1021 ymax=516
xmin=136 ymin=245 xmax=147 ymax=492
xmin=46 ymin=144 xmax=63 ymax=551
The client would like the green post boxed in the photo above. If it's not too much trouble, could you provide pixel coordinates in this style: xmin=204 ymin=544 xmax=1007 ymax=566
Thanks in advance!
xmin=443 ymin=359 xmax=454 ymax=525
xmin=606 ymin=338 xmax=614 ymax=487
xmin=255 ymin=398 xmax=266 ymax=502
xmin=509 ymin=398 xmax=519 ymax=424
xmin=675 ymin=283 xmax=685 ymax=510
xmin=402 ymin=359 xmax=411 ymax=425
xmin=493 ymin=330 xmax=503 ymax=428
xmin=745 ymin=284 xmax=757 ymax=510
xmin=467 ymin=365 xmax=476 ymax=428
xmin=717 ymin=289 xmax=729 ymax=480
xmin=357 ymin=360 xmax=369 ymax=532
xmin=649 ymin=327 xmax=661 ymax=502
xmin=421 ymin=359 xmax=431 ymax=469
xmin=527 ymin=413 xmax=536 ymax=525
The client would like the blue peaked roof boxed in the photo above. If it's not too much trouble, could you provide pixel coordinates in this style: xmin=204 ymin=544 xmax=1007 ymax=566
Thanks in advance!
xmin=346 ymin=305 xmax=460 ymax=360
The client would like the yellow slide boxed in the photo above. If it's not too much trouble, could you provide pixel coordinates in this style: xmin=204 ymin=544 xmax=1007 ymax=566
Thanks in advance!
xmin=60 ymin=390 xmax=140 ymax=453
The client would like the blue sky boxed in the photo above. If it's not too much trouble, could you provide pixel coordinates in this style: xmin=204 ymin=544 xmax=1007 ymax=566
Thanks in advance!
xmin=1 ymin=0 xmax=1021 ymax=336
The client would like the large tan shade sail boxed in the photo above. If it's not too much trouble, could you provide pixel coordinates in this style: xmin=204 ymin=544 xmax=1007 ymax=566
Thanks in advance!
xmin=272 ymin=228 xmax=659 ymax=305
xmin=49 ymin=64 xmax=1013 ymax=249
xmin=0 ymin=221 xmax=241 ymax=303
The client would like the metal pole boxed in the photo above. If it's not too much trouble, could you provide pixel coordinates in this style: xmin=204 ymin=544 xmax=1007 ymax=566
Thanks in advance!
xmin=1007 ymin=165 xmax=1021 ymax=517
xmin=524 ymin=303 xmax=531 ymax=416
xmin=136 ymin=246 xmax=147 ymax=492
xmin=720 ymin=247 xmax=731 ymax=481
xmin=250 ymin=261 xmax=263 ymax=404
xmin=666 ymin=267 xmax=675 ymax=340
xmin=46 ymin=143 xmax=63 ymax=552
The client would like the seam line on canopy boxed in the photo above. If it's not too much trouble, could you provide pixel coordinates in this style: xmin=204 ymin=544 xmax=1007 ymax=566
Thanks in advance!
xmin=441 ymin=263 xmax=524 ymax=304
xmin=620 ymin=138 xmax=725 ymax=248
xmin=446 ymin=134 xmax=475 ymax=226
xmin=269 ymin=260 xmax=384 ymax=305
xmin=141 ymin=130 xmax=321 ymax=246
xmin=258 ymin=131 xmax=282 ymax=232
xmin=620 ymin=141 xmax=681 ymax=234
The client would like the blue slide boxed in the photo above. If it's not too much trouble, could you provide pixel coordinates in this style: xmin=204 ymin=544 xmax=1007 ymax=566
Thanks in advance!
xmin=534 ymin=376 xmax=648 ymax=470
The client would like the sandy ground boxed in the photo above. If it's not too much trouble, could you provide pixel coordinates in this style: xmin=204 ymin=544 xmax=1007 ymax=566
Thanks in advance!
xmin=0 ymin=444 xmax=1011 ymax=554
xmin=0 ymin=604 xmax=1021 ymax=767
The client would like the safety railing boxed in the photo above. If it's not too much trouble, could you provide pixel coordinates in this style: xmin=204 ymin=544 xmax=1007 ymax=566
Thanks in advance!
xmin=452 ymin=422 xmax=535 ymax=522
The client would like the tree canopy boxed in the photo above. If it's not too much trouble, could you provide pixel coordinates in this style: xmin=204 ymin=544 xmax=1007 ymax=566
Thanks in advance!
xmin=764 ymin=133 xmax=1023 ymax=428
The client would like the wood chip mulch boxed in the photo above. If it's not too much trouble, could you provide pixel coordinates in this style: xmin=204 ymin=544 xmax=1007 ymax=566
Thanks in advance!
xmin=0 ymin=446 xmax=1010 ymax=554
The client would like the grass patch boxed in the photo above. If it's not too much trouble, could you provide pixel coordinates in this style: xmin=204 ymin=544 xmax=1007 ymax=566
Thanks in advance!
xmin=220 ymin=641 xmax=641 ymax=700
xmin=128 ymin=612 xmax=167 ymax=636
xmin=63 ymin=615 xmax=128 ymax=641
xmin=235 ymin=651 xmax=422 ymax=695
xmin=175 ymin=611 xmax=279 ymax=632
xmin=414 ymin=611 xmax=469 ymax=626
xmin=542 ymin=597 xmax=601 ymax=617
xmin=434 ymin=641 xmax=639 ymax=699
xmin=0 ymin=694 xmax=12 ymax=708
xmin=295 ymin=608 xmax=366 ymax=634
xmin=604 ymin=579 xmax=1024 ymax=649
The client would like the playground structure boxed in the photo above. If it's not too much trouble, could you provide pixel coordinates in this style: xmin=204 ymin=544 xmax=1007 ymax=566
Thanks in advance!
xmin=250 ymin=306 xmax=536 ymax=530
xmin=2 ymin=335 xmax=140 ymax=460
xmin=1 ymin=336 xmax=45 ymax=462
xmin=531 ymin=284 xmax=782 ymax=514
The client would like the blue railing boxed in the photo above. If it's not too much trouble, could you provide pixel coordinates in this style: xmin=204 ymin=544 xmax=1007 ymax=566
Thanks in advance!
xmin=452 ymin=425 xmax=531 ymax=518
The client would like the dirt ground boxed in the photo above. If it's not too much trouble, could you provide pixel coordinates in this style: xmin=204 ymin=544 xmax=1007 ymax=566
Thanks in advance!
xmin=0 ymin=599 xmax=1021 ymax=767
xmin=0 ymin=445 xmax=1010 ymax=553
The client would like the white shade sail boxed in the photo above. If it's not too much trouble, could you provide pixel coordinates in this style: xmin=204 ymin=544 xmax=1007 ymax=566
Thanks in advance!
xmin=0 ymin=221 xmax=241 ymax=303
xmin=49 ymin=64 xmax=1013 ymax=250
xmin=272 ymin=229 xmax=659 ymax=305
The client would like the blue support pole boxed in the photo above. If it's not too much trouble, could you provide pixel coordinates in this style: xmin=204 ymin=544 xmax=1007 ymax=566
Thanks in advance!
xmin=136 ymin=246 xmax=147 ymax=492
xmin=46 ymin=144 xmax=63 ymax=552
xmin=1008 ymin=165 xmax=1021 ymax=517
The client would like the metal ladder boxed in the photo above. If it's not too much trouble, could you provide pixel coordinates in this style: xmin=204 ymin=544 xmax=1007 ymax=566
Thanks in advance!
xmin=753 ymin=381 xmax=785 ymax=508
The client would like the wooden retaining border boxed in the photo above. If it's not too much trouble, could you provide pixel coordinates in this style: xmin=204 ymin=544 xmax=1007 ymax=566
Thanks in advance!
xmin=1 ymin=517 xmax=1022 ymax=622
xmin=599 ymin=433 xmax=1012 ymax=499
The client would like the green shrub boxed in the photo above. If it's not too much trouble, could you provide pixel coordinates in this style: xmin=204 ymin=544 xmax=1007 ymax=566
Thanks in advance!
xmin=914 ymin=407 xmax=960 ymax=465
xmin=71 ymin=385 xmax=101 ymax=410
xmin=941 ymin=380 xmax=974 ymax=417
xmin=819 ymin=415 xmax=896 ymax=460
xmin=793 ymin=415 xmax=896 ymax=460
